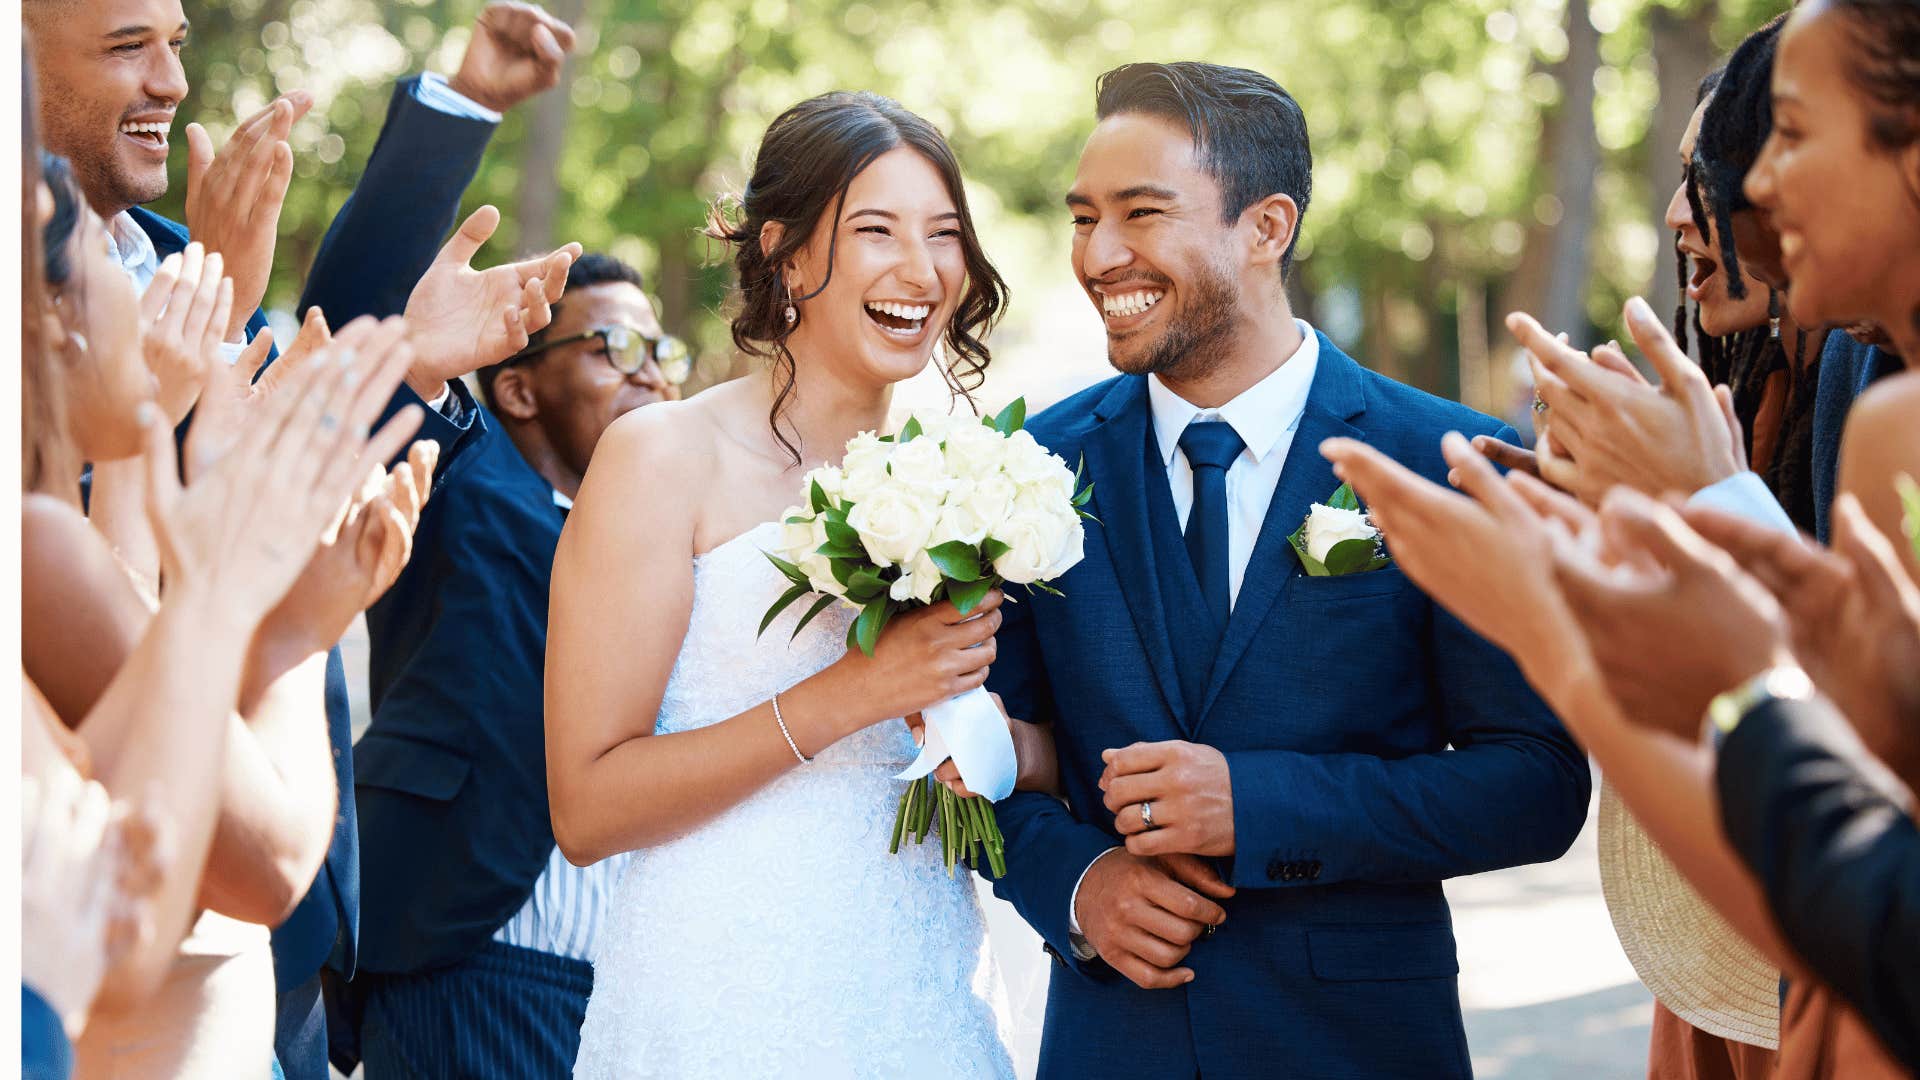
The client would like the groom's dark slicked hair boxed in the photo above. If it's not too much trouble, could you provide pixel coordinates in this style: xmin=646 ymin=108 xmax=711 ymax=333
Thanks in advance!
xmin=1095 ymin=61 xmax=1313 ymax=276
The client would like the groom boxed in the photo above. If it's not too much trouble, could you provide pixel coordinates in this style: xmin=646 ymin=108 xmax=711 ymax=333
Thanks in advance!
xmin=987 ymin=62 xmax=1591 ymax=1078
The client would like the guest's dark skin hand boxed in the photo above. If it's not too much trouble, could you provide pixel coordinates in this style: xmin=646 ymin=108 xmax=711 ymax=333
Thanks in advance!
xmin=1510 ymin=298 xmax=1747 ymax=506
xmin=1551 ymin=488 xmax=1794 ymax=739
xmin=447 ymin=2 xmax=578 ymax=114
xmin=1100 ymin=741 xmax=1235 ymax=858
xmin=1073 ymin=850 xmax=1234 ymax=990
xmin=1686 ymin=495 xmax=1920 ymax=774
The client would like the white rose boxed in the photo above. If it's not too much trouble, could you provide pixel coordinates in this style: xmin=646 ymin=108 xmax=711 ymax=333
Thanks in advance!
xmin=1001 ymin=430 xmax=1065 ymax=487
xmin=1303 ymin=503 xmax=1378 ymax=564
xmin=888 ymin=550 xmax=943 ymax=605
xmin=991 ymin=505 xmax=1075 ymax=584
xmin=840 ymin=431 xmax=892 ymax=503
xmin=1043 ymin=507 xmax=1087 ymax=579
xmin=775 ymin=510 xmax=842 ymax=597
xmin=847 ymin=482 xmax=938 ymax=568
xmin=940 ymin=421 xmax=1008 ymax=480
xmin=886 ymin=436 xmax=951 ymax=499
xmin=803 ymin=465 xmax=846 ymax=506
xmin=936 ymin=472 xmax=1019 ymax=546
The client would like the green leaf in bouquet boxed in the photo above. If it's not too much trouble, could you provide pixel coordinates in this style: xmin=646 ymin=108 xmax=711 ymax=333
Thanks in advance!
xmin=823 ymin=516 xmax=861 ymax=550
xmin=757 ymin=583 xmax=811 ymax=638
xmin=899 ymin=416 xmax=923 ymax=443
xmin=1898 ymin=474 xmax=1920 ymax=563
xmin=1072 ymin=485 xmax=1094 ymax=508
xmin=763 ymin=553 xmax=812 ymax=589
xmin=993 ymin=398 xmax=1027 ymax=435
xmin=790 ymin=594 xmax=839 ymax=640
xmin=830 ymin=557 xmax=858 ymax=588
xmin=844 ymin=566 xmax=888 ymax=604
xmin=980 ymin=538 xmax=1011 ymax=563
xmin=927 ymin=540 xmax=983 ymax=582
xmin=1328 ymin=482 xmax=1361 ymax=512
xmin=783 ymin=513 xmax=811 ymax=525
xmin=815 ymin=539 xmax=866 ymax=562
xmin=809 ymin=478 xmax=830 ymax=514
xmin=947 ymin=575 xmax=995 ymax=615
xmin=852 ymin=599 xmax=891 ymax=656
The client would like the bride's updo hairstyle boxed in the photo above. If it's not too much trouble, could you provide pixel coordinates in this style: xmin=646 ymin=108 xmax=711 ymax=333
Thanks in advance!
xmin=706 ymin=91 xmax=1008 ymax=463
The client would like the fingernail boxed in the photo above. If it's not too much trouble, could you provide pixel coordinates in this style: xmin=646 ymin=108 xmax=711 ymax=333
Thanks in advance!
xmin=1626 ymin=296 xmax=1653 ymax=322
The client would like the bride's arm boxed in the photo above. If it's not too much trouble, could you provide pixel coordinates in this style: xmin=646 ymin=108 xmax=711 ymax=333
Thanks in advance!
xmin=544 ymin=409 xmax=1003 ymax=865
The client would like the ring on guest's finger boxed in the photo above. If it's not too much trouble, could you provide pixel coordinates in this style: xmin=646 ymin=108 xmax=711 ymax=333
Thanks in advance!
xmin=1531 ymin=394 xmax=1548 ymax=415
xmin=319 ymin=413 xmax=339 ymax=432
xmin=1139 ymin=800 xmax=1158 ymax=831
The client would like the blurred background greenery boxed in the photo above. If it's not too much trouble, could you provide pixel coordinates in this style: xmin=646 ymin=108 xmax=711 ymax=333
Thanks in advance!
xmin=152 ymin=0 xmax=1789 ymax=425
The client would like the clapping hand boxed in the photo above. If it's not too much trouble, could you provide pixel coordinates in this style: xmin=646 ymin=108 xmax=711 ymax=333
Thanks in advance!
xmin=140 ymin=242 xmax=233 ymax=425
xmin=183 ymin=92 xmax=313 ymax=341
xmin=1550 ymin=488 xmax=1793 ymax=739
xmin=1508 ymin=298 xmax=1747 ymax=506
xmin=183 ymin=305 xmax=333 ymax=481
xmin=21 ymin=769 xmax=168 ymax=1039
xmin=143 ymin=315 xmax=426 ymax=626
xmin=402 ymin=205 xmax=581 ymax=402
xmin=447 ymin=2 xmax=578 ymax=113
xmin=1099 ymin=741 xmax=1235 ymax=858
xmin=254 ymin=438 xmax=441 ymax=679
xmin=1687 ymin=495 xmax=1920 ymax=772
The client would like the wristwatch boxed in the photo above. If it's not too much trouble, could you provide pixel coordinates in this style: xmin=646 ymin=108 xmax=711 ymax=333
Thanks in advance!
xmin=1706 ymin=664 xmax=1816 ymax=742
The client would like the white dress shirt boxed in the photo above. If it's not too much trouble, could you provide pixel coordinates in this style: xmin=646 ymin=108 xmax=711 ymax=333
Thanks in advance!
xmin=1688 ymin=471 xmax=1796 ymax=536
xmin=1065 ymin=319 xmax=1321 ymax=956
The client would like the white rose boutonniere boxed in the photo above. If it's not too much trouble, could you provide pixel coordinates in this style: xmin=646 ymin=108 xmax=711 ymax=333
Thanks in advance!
xmin=1289 ymin=482 xmax=1391 ymax=576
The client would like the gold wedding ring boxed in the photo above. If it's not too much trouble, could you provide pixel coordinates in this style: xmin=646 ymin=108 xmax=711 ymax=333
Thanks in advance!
xmin=1140 ymin=800 xmax=1159 ymax=831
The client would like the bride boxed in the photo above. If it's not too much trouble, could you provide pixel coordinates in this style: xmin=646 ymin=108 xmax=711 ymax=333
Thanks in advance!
xmin=548 ymin=91 xmax=1041 ymax=1078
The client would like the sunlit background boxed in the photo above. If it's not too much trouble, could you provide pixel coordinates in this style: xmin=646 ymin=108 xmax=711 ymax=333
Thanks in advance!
xmin=157 ymin=2 xmax=1790 ymax=1075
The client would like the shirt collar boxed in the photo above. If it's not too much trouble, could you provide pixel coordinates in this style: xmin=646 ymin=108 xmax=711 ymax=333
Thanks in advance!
xmin=1147 ymin=319 xmax=1321 ymax=467
xmin=552 ymin=489 xmax=575 ymax=512
xmin=105 ymin=212 xmax=160 ymax=280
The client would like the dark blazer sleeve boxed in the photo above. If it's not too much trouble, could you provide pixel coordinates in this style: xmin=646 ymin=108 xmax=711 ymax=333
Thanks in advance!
xmin=20 ymin=984 xmax=72 ymax=1080
xmin=294 ymin=76 xmax=498 ymax=475
xmin=1718 ymin=696 xmax=1920 ymax=1072
xmin=986 ymin=585 xmax=1122 ymax=980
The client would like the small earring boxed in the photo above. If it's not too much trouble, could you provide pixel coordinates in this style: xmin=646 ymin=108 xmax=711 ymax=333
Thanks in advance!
xmin=68 ymin=330 xmax=89 ymax=354
xmin=1767 ymin=289 xmax=1781 ymax=340
xmin=783 ymin=279 xmax=798 ymax=325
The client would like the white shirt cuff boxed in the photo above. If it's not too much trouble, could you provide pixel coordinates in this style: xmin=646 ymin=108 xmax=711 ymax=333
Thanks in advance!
xmin=219 ymin=341 xmax=250 ymax=366
xmin=414 ymin=71 xmax=504 ymax=124
xmin=428 ymin=384 xmax=453 ymax=413
xmin=1687 ymin=471 xmax=1796 ymax=536
xmin=1065 ymin=846 xmax=1123 ymax=960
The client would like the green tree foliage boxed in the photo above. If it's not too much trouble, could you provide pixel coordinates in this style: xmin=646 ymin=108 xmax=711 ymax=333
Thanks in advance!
xmin=149 ymin=0 xmax=1786 ymax=405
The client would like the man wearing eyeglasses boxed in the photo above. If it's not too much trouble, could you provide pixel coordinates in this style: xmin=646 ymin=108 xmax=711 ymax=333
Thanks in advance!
xmin=345 ymin=254 xmax=682 ymax=1077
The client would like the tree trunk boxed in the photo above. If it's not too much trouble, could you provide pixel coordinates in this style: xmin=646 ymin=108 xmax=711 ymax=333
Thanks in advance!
xmin=516 ymin=0 xmax=590 ymax=252
xmin=1541 ymin=0 xmax=1603 ymax=349
xmin=1646 ymin=3 xmax=1719 ymax=354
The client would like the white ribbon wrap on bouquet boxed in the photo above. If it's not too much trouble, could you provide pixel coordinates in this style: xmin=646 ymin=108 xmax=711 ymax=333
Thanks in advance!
xmin=895 ymin=685 xmax=1017 ymax=802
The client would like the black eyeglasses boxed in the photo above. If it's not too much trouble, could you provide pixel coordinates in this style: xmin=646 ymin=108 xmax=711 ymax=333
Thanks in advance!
xmin=511 ymin=324 xmax=692 ymax=385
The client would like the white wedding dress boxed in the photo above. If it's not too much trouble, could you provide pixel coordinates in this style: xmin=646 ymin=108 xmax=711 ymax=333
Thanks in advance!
xmin=574 ymin=522 xmax=1015 ymax=1079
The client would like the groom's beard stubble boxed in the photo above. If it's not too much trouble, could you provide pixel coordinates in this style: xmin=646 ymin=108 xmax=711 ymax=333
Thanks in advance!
xmin=1107 ymin=259 xmax=1240 ymax=384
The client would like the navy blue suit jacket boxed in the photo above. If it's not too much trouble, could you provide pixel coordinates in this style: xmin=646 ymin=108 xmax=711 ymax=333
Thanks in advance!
xmin=1810 ymin=333 xmax=1898 ymax=544
xmin=133 ymin=76 xmax=495 ymax=996
xmin=354 ymin=411 xmax=567 ymax=974
xmin=987 ymin=334 xmax=1591 ymax=1080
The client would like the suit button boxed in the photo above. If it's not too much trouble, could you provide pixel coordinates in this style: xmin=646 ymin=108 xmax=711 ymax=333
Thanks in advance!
xmin=1280 ymin=864 xmax=1295 ymax=881
xmin=1308 ymin=862 xmax=1322 ymax=879
xmin=1267 ymin=857 xmax=1285 ymax=882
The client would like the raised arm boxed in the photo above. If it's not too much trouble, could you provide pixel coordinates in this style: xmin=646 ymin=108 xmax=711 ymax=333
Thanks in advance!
xmin=543 ymin=409 xmax=1000 ymax=865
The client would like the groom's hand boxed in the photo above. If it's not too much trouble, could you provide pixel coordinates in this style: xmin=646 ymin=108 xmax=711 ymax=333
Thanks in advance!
xmin=1100 ymin=741 xmax=1235 ymax=858
xmin=1075 ymin=851 xmax=1233 ymax=990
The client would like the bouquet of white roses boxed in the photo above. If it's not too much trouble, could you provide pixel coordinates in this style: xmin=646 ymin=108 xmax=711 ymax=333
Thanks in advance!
xmin=760 ymin=399 xmax=1092 ymax=877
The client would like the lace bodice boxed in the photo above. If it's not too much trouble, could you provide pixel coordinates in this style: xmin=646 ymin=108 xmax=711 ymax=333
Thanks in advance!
xmin=574 ymin=523 xmax=1014 ymax=1079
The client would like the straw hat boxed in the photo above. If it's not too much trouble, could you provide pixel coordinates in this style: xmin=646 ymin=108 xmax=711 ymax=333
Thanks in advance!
xmin=1597 ymin=782 xmax=1780 ymax=1048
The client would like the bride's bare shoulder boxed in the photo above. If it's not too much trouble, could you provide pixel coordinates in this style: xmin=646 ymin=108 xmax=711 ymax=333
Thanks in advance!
xmin=573 ymin=380 xmax=757 ymax=528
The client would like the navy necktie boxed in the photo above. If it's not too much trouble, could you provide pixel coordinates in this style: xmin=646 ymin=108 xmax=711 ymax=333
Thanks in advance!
xmin=1178 ymin=420 xmax=1245 ymax=631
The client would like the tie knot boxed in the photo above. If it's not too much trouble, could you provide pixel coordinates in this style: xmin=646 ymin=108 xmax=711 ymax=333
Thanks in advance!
xmin=1179 ymin=420 xmax=1245 ymax=472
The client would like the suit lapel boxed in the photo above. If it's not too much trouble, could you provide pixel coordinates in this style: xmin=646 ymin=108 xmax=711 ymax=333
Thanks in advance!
xmin=1194 ymin=336 xmax=1367 ymax=732
xmin=1082 ymin=377 xmax=1187 ymax=725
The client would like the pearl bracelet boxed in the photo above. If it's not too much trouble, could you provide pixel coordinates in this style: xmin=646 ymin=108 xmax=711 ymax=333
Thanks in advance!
xmin=772 ymin=691 xmax=810 ymax=764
